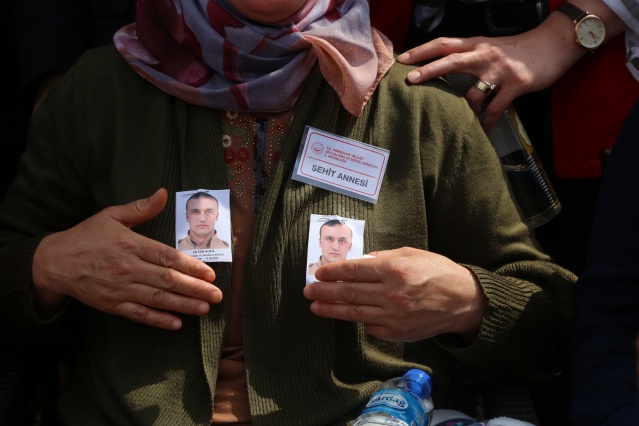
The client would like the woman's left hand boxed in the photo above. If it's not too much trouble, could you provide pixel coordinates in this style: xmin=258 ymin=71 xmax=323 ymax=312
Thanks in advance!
xmin=303 ymin=247 xmax=487 ymax=343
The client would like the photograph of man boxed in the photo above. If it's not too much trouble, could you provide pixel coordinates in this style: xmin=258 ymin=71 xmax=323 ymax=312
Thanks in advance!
xmin=177 ymin=191 xmax=230 ymax=250
xmin=308 ymin=219 xmax=353 ymax=276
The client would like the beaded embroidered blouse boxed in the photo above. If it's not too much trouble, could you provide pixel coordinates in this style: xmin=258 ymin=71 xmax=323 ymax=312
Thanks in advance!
xmin=213 ymin=108 xmax=294 ymax=425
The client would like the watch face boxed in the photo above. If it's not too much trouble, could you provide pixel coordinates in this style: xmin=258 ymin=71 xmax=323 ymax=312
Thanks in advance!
xmin=576 ymin=16 xmax=606 ymax=49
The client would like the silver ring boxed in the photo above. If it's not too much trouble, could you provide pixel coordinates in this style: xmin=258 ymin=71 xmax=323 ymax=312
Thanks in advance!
xmin=474 ymin=79 xmax=496 ymax=96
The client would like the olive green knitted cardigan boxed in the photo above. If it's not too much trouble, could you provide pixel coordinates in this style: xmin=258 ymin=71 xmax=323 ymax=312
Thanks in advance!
xmin=0 ymin=45 xmax=575 ymax=425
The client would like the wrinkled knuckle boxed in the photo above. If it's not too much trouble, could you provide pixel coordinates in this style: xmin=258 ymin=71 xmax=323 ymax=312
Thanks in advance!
xmin=398 ymin=246 xmax=415 ymax=255
xmin=148 ymin=288 xmax=168 ymax=307
xmin=129 ymin=306 xmax=149 ymax=323
xmin=350 ymin=304 xmax=366 ymax=323
xmin=158 ymin=246 xmax=180 ymax=268
xmin=448 ymin=53 xmax=465 ymax=66
xmin=342 ymin=261 xmax=360 ymax=281
xmin=437 ymin=37 xmax=454 ymax=49
xmin=385 ymin=259 xmax=407 ymax=277
xmin=485 ymin=44 xmax=503 ymax=59
xmin=340 ymin=283 xmax=359 ymax=304
xmin=179 ymin=297 xmax=192 ymax=312
xmin=159 ymin=268 xmax=180 ymax=291
xmin=130 ymin=199 xmax=147 ymax=217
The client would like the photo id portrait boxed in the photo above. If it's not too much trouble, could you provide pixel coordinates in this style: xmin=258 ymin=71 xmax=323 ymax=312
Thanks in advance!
xmin=306 ymin=214 xmax=365 ymax=284
xmin=175 ymin=189 xmax=232 ymax=262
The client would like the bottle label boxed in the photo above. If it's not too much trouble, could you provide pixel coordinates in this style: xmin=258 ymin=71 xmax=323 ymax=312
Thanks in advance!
xmin=506 ymin=108 xmax=534 ymax=156
xmin=359 ymin=389 xmax=425 ymax=426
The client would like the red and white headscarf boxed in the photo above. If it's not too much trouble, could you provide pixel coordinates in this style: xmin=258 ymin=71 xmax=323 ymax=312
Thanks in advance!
xmin=114 ymin=0 xmax=394 ymax=116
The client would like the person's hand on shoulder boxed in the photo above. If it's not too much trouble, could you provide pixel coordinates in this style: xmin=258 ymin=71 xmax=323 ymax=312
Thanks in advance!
xmin=397 ymin=11 xmax=589 ymax=132
xmin=303 ymin=247 xmax=487 ymax=343
xmin=31 ymin=188 xmax=222 ymax=330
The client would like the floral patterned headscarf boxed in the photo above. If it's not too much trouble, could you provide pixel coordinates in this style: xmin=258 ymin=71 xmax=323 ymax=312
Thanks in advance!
xmin=114 ymin=0 xmax=394 ymax=116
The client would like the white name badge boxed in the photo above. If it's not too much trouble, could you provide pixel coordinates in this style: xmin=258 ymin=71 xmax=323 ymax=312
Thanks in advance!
xmin=292 ymin=126 xmax=389 ymax=203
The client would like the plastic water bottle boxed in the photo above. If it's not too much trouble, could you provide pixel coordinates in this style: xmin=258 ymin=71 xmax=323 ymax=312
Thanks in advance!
xmin=353 ymin=369 xmax=434 ymax=426
xmin=487 ymin=106 xmax=561 ymax=227
xmin=445 ymin=73 xmax=561 ymax=228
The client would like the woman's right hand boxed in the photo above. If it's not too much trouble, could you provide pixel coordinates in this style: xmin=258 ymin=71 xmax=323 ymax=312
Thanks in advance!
xmin=32 ymin=188 xmax=222 ymax=330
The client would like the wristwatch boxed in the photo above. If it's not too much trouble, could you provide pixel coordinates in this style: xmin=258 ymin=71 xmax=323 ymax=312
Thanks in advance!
xmin=556 ymin=2 xmax=607 ymax=51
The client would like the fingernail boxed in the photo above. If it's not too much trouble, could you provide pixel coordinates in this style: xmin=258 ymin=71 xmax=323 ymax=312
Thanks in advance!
xmin=397 ymin=52 xmax=409 ymax=62
xmin=407 ymin=70 xmax=420 ymax=83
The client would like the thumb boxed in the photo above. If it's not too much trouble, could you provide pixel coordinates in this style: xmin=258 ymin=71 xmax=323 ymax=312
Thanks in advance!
xmin=107 ymin=188 xmax=169 ymax=229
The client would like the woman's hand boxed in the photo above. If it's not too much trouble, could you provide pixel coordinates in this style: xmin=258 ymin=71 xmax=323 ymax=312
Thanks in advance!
xmin=397 ymin=12 xmax=586 ymax=132
xmin=32 ymin=188 xmax=222 ymax=330
xmin=303 ymin=247 xmax=487 ymax=343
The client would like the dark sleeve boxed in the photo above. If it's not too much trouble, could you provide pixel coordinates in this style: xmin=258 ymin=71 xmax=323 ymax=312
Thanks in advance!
xmin=569 ymin=98 xmax=639 ymax=424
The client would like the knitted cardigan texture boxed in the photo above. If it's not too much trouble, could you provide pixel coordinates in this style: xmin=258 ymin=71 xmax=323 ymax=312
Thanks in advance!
xmin=0 ymin=45 xmax=575 ymax=425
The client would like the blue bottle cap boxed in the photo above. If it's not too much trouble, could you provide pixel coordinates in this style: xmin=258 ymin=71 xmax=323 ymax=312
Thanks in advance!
xmin=403 ymin=368 xmax=433 ymax=399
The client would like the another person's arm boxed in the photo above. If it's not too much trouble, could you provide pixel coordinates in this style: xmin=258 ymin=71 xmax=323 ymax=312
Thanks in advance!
xmin=398 ymin=0 xmax=627 ymax=131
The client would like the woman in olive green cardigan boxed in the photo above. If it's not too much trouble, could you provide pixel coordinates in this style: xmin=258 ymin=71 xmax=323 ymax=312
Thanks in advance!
xmin=0 ymin=0 xmax=575 ymax=424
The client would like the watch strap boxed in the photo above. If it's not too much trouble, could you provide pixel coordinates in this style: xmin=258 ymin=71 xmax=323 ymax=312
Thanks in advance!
xmin=557 ymin=3 xmax=589 ymax=22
